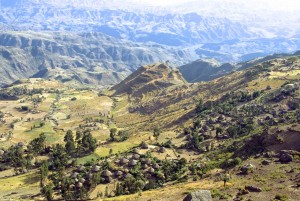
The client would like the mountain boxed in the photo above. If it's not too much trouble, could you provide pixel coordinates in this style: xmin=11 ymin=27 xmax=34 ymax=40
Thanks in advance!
xmin=178 ymin=59 xmax=235 ymax=82
xmin=0 ymin=1 xmax=256 ymax=46
xmin=179 ymin=51 xmax=300 ymax=83
xmin=112 ymin=63 xmax=186 ymax=96
xmin=0 ymin=31 xmax=192 ymax=87
xmin=0 ymin=0 xmax=300 ymax=64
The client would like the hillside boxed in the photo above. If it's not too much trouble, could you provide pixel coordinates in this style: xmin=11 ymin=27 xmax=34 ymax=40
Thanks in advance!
xmin=0 ymin=55 xmax=299 ymax=200
xmin=178 ymin=59 xmax=235 ymax=82
xmin=112 ymin=63 xmax=186 ymax=97
xmin=0 ymin=31 xmax=192 ymax=87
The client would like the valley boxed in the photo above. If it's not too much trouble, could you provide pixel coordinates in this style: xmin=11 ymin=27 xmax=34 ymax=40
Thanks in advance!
xmin=0 ymin=55 xmax=299 ymax=200
xmin=0 ymin=1 xmax=300 ymax=200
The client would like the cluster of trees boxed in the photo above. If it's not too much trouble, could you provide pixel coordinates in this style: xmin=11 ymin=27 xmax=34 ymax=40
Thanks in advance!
xmin=114 ymin=158 xmax=187 ymax=197
xmin=0 ymin=87 xmax=44 ymax=100
xmin=109 ymin=128 xmax=129 ymax=142
xmin=226 ymin=118 xmax=254 ymax=139
xmin=64 ymin=130 xmax=97 ymax=157
xmin=196 ymin=90 xmax=261 ymax=116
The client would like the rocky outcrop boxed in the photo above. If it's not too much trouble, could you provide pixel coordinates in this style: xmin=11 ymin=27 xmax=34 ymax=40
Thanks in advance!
xmin=183 ymin=190 xmax=212 ymax=201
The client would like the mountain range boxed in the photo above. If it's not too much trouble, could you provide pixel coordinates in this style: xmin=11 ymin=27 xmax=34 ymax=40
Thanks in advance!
xmin=0 ymin=31 xmax=192 ymax=87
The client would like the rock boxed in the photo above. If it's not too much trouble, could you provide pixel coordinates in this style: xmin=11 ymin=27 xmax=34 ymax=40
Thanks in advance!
xmin=261 ymin=160 xmax=271 ymax=165
xmin=183 ymin=190 xmax=212 ymax=201
xmin=279 ymin=153 xmax=293 ymax=163
xmin=245 ymin=185 xmax=262 ymax=192
xmin=240 ymin=164 xmax=255 ymax=174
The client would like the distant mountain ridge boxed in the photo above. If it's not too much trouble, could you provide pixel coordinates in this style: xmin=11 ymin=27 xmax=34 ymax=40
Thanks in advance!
xmin=0 ymin=31 xmax=192 ymax=87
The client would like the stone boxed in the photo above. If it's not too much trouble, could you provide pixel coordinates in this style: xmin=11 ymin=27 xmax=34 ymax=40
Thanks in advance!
xmin=245 ymin=185 xmax=262 ymax=192
xmin=279 ymin=153 xmax=293 ymax=163
xmin=240 ymin=164 xmax=255 ymax=174
xmin=261 ymin=160 xmax=271 ymax=165
xmin=183 ymin=190 xmax=212 ymax=201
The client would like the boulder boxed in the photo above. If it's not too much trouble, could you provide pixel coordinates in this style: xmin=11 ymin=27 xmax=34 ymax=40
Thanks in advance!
xmin=279 ymin=153 xmax=293 ymax=163
xmin=240 ymin=164 xmax=255 ymax=174
xmin=183 ymin=190 xmax=212 ymax=201
xmin=245 ymin=185 xmax=262 ymax=192
xmin=261 ymin=160 xmax=271 ymax=165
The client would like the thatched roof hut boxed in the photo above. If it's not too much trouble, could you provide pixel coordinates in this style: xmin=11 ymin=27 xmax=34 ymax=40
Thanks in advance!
xmin=145 ymin=158 xmax=152 ymax=165
xmin=132 ymin=154 xmax=140 ymax=160
xmin=87 ymin=173 xmax=93 ymax=179
xmin=105 ymin=176 xmax=113 ymax=183
xmin=119 ymin=158 xmax=129 ymax=165
xmin=148 ymin=168 xmax=155 ymax=173
xmin=142 ymin=164 xmax=149 ymax=169
xmin=124 ymin=173 xmax=133 ymax=179
xmin=129 ymin=159 xmax=138 ymax=166
xmin=92 ymin=166 xmax=101 ymax=172
xmin=77 ymin=165 xmax=85 ymax=172
xmin=133 ymin=148 xmax=139 ymax=154
xmin=76 ymin=182 xmax=83 ymax=188
xmin=115 ymin=171 xmax=123 ymax=177
xmin=141 ymin=142 xmax=149 ymax=149
xmin=152 ymin=163 xmax=160 ymax=169
xmin=71 ymin=172 xmax=79 ymax=178
xmin=158 ymin=147 xmax=166 ymax=153
xmin=102 ymin=170 xmax=113 ymax=177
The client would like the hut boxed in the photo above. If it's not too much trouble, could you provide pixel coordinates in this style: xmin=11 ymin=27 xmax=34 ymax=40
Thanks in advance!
xmin=152 ymin=163 xmax=160 ymax=169
xmin=145 ymin=158 xmax=152 ymax=165
xmin=148 ymin=168 xmax=155 ymax=173
xmin=92 ymin=166 xmax=101 ymax=172
xmin=77 ymin=165 xmax=85 ymax=172
xmin=141 ymin=142 xmax=149 ymax=149
xmin=102 ymin=170 xmax=113 ymax=177
xmin=119 ymin=157 xmax=129 ymax=165
xmin=115 ymin=171 xmax=123 ymax=177
xmin=71 ymin=172 xmax=79 ymax=178
xmin=142 ymin=164 xmax=149 ymax=169
xmin=132 ymin=154 xmax=140 ymax=160
xmin=158 ymin=147 xmax=166 ymax=153
xmin=128 ymin=159 xmax=138 ymax=167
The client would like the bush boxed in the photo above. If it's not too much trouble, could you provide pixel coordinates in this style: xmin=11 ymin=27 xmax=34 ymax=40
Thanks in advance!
xmin=223 ymin=157 xmax=242 ymax=168
xmin=274 ymin=194 xmax=288 ymax=201
xmin=21 ymin=106 xmax=29 ymax=111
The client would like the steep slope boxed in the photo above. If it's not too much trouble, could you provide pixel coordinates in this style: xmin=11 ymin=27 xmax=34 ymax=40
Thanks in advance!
xmin=0 ymin=31 xmax=192 ymax=87
xmin=178 ymin=59 xmax=235 ymax=82
xmin=113 ymin=54 xmax=300 ymax=131
xmin=179 ymin=51 xmax=300 ymax=83
xmin=0 ymin=54 xmax=300 ymax=201
xmin=112 ymin=63 xmax=186 ymax=97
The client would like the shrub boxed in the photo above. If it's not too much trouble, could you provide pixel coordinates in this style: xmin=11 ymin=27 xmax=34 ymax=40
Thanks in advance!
xmin=274 ymin=194 xmax=288 ymax=201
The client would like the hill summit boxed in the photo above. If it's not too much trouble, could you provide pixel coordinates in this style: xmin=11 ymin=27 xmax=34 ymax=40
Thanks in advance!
xmin=112 ymin=63 xmax=186 ymax=96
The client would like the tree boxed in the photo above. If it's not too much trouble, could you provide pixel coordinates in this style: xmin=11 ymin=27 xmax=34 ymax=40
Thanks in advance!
xmin=40 ymin=122 xmax=45 ymax=127
xmin=50 ymin=144 xmax=68 ymax=169
xmin=153 ymin=127 xmax=161 ymax=141
xmin=109 ymin=128 xmax=117 ymax=141
xmin=41 ymin=184 xmax=54 ymax=201
xmin=216 ymin=127 xmax=223 ymax=137
xmin=64 ymin=130 xmax=75 ymax=155
xmin=40 ymin=161 xmax=49 ymax=186
xmin=80 ymin=130 xmax=97 ymax=154
xmin=28 ymin=133 xmax=46 ymax=155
